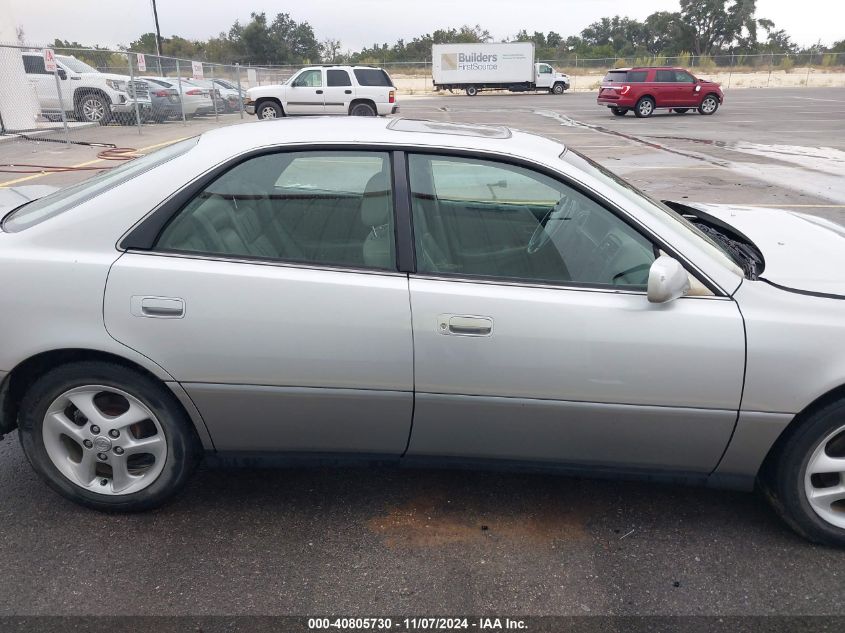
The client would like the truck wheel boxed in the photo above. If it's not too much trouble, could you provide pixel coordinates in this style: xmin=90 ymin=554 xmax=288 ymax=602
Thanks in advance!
xmin=634 ymin=96 xmax=655 ymax=118
xmin=350 ymin=102 xmax=376 ymax=116
xmin=551 ymin=83 xmax=565 ymax=95
xmin=257 ymin=101 xmax=283 ymax=120
xmin=76 ymin=93 xmax=111 ymax=125
xmin=465 ymin=86 xmax=479 ymax=97
xmin=610 ymin=107 xmax=628 ymax=116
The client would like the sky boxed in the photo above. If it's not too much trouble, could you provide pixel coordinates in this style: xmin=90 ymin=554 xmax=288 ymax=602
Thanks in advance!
xmin=5 ymin=0 xmax=845 ymax=51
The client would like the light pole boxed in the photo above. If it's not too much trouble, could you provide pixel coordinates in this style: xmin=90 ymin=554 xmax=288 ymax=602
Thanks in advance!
xmin=150 ymin=0 xmax=164 ymax=59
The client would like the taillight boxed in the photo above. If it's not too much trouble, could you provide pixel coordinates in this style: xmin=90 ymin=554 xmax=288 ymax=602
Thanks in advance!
xmin=154 ymin=90 xmax=168 ymax=97
xmin=619 ymin=85 xmax=631 ymax=95
xmin=186 ymin=89 xmax=201 ymax=95
xmin=389 ymin=90 xmax=395 ymax=104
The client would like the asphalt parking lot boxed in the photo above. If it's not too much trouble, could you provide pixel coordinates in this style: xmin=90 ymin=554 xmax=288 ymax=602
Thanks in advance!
xmin=1 ymin=87 xmax=845 ymax=618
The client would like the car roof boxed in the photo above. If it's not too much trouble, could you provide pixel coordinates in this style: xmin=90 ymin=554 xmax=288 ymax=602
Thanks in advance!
xmin=192 ymin=117 xmax=566 ymax=163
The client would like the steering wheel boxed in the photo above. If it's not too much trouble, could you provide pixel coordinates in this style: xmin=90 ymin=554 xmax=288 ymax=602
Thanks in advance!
xmin=527 ymin=196 xmax=573 ymax=255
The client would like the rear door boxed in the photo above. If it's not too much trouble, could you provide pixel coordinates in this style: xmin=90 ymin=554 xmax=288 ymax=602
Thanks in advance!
xmin=286 ymin=69 xmax=325 ymax=115
xmin=22 ymin=53 xmax=60 ymax=111
xmin=653 ymin=69 xmax=678 ymax=107
xmin=323 ymin=69 xmax=353 ymax=115
xmin=105 ymin=149 xmax=413 ymax=455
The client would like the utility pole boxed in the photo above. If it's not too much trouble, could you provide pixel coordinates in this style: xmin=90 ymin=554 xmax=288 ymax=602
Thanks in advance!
xmin=151 ymin=0 xmax=164 ymax=59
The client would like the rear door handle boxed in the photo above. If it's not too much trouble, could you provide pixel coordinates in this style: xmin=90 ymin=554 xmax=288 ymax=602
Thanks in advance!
xmin=344 ymin=89 xmax=352 ymax=94
xmin=315 ymin=90 xmax=323 ymax=94
xmin=438 ymin=314 xmax=493 ymax=337
xmin=131 ymin=296 xmax=185 ymax=319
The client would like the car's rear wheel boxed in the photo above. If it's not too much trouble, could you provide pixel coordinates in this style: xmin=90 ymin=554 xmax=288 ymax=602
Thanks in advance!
xmin=610 ymin=107 xmax=628 ymax=116
xmin=762 ymin=398 xmax=845 ymax=546
xmin=257 ymin=100 xmax=283 ymax=120
xmin=698 ymin=95 xmax=719 ymax=115
xmin=350 ymin=102 xmax=376 ymax=116
xmin=18 ymin=361 xmax=201 ymax=512
xmin=634 ymin=97 xmax=655 ymax=118
xmin=673 ymin=108 xmax=689 ymax=114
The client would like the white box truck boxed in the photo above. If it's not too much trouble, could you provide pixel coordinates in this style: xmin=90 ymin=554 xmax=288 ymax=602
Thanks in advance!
xmin=432 ymin=42 xmax=570 ymax=96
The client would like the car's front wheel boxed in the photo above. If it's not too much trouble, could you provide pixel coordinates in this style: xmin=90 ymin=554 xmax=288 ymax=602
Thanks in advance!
xmin=18 ymin=361 xmax=201 ymax=512
xmin=698 ymin=95 xmax=719 ymax=115
xmin=634 ymin=96 xmax=655 ymax=118
xmin=763 ymin=398 xmax=845 ymax=546
xmin=257 ymin=100 xmax=283 ymax=120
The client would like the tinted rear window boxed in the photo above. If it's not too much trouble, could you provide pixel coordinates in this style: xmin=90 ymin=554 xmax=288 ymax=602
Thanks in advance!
xmin=327 ymin=69 xmax=352 ymax=87
xmin=353 ymin=69 xmax=392 ymax=87
xmin=603 ymin=71 xmax=627 ymax=83
xmin=627 ymin=71 xmax=648 ymax=82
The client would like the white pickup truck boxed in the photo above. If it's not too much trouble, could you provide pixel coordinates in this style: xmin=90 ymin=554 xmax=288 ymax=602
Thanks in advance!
xmin=22 ymin=52 xmax=152 ymax=125
xmin=245 ymin=66 xmax=399 ymax=119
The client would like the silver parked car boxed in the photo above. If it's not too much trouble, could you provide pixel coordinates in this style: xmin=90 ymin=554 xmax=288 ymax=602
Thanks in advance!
xmin=1 ymin=118 xmax=844 ymax=545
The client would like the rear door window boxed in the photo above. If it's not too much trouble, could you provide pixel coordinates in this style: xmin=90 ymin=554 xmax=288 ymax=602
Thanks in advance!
xmin=655 ymin=70 xmax=676 ymax=82
xmin=627 ymin=71 xmax=648 ymax=82
xmin=22 ymin=55 xmax=49 ymax=75
xmin=327 ymin=69 xmax=352 ymax=87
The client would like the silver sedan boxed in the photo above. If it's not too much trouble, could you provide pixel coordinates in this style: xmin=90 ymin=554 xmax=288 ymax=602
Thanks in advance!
xmin=1 ymin=118 xmax=844 ymax=545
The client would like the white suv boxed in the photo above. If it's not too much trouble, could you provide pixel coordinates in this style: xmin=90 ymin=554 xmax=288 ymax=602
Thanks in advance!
xmin=22 ymin=52 xmax=152 ymax=125
xmin=245 ymin=66 xmax=399 ymax=119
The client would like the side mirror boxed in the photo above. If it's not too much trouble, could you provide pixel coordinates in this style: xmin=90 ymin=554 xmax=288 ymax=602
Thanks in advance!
xmin=647 ymin=255 xmax=690 ymax=304
xmin=57 ymin=68 xmax=67 ymax=80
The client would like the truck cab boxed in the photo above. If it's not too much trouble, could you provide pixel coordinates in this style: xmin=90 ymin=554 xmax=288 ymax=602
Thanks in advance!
xmin=534 ymin=63 xmax=570 ymax=93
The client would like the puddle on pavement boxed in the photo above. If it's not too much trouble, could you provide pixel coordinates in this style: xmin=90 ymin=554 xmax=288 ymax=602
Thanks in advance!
xmin=368 ymin=489 xmax=587 ymax=548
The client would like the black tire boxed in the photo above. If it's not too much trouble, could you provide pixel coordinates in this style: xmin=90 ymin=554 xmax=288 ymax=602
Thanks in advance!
xmin=465 ymin=86 xmax=479 ymax=97
xmin=761 ymin=398 xmax=845 ymax=546
xmin=610 ymin=107 xmax=627 ymax=116
xmin=551 ymin=83 xmax=565 ymax=95
xmin=256 ymin=100 xmax=283 ymax=120
xmin=634 ymin=96 xmax=655 ymax=118
xmin=75 ymin=92 xmax=111 ymax=125
xmin=18 ymin=361 xmax=202 ymax=513
xmin=673 ymin=108 xmax=690 ymax=114
xmin=698 ymin=94 xmax=720 ymax=115
xmin=350 ymin=102 xmax=376 ymax=116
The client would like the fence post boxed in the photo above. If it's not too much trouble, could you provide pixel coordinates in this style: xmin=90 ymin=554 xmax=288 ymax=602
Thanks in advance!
xmin=805 ymin=55 xmax=812 ymax=87
xmin=176 ymin=59 xmax=186 ymax=126
xmin=767 ymin=53 xmax=773 ymax=87
xmin=235 ymin=63 xmax=244 ymax=119
xmin=128 ymin=54 xmax=142 ymax=135
xmin=209 ymin=64 xmax=220 ymax=123
xmin=52 ymin=64 xmax=70 ymax=144
xmin=727 ymin=52 xmax=734 ymax=90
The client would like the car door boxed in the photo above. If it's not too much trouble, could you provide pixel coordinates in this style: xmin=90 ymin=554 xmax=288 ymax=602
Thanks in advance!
xmin=22 ymin=54 xmax=60 ymax=112
xmin=673 ymin=70 xmax=700 ymax=107
xmin=323 ymin=69 xmax=353 ymax=115
xmin=104 ymin=149 xmax=413 ymax=455
xmin=535 ymin=63 xmax=554 ymax=88
xmin=403 ymin=153 xmax=746 ymax=473
xmin=285 ymin=69 xmax=325 ymax=115
xmin=653 ymin=69 xmax=678 ymax=107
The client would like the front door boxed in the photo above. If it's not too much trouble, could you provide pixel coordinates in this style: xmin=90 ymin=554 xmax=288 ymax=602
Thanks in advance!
xmin=404 ymin=153 xmax=745 ymax=473
xmin=672 ymin=69 xmax=700 ymax=107
xmin=286 ymin=69 xmax=325 ymax=115
xmin=104 ymin=150 xmax=413 ymax=455
xmin=535 ymin=63 xmax=554 ymax=88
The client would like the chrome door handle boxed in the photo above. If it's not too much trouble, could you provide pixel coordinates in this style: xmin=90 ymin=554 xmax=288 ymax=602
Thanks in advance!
xmin=131 ymin=296 xmax=185 ymax=319
xmin=438 ymin=314 xmax=493 ymax=337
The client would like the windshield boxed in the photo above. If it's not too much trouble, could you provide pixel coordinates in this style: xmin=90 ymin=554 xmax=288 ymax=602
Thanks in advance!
xmin=2 ymin=138 xmax=199 ymax=232
xmin=561 ymin=148 xmax=742 ymax=274
xmin=57 ymin=56 xmax=98 ymax=74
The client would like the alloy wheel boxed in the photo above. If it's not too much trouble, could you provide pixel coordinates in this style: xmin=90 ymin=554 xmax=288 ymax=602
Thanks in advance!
xmin=42 ymin=386 xmax=167 ymax=496
xmin=82 ymin=98 xmax=106 ymax=122
xmin=701 ymin=96 xmax=718 ymax=114
xmin=259 ymin=105 xmax=278 ymax=119
xmin=804 ymin=423 xmax=845 ymax=529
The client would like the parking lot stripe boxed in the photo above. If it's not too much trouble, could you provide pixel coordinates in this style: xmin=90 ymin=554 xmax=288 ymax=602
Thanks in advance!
xmin=0 ymin=137 xmax=191 ymax=188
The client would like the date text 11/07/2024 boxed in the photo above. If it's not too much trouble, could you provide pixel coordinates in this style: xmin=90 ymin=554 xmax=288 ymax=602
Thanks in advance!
xmin=307 ymin=617 xmax=528 ymax=630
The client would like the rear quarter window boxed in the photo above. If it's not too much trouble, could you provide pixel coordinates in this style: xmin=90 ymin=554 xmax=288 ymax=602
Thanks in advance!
xmin=353 ymin=69 xmax=393 ymax=87
xmin=627 ymin=71 xmax=648 ymax=82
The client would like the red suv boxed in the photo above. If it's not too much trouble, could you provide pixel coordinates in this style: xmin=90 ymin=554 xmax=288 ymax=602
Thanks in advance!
xmin=597 ymin=67 xmax=723 ymax=118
